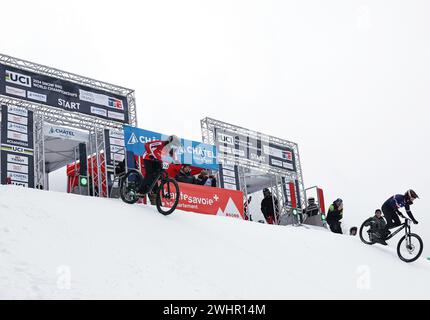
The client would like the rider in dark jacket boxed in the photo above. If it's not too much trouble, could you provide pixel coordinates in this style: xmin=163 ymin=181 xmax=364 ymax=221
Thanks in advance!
xmin=381 ymin=190 xmax=419 ymax=232
xmin=326 ymin=198 xmax=343 ymax=234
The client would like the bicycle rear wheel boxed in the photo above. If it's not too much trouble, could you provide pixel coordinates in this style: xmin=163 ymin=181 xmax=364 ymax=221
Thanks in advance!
xmin=155 ymin=178 xmax=180 ymax=215
xmin=397 ymin=233 xmax=423 ymax=263
xmin=359 ymin=218 xmax=376 ymax=245
xmin=120 ymin=170 xmax=143 ymax=204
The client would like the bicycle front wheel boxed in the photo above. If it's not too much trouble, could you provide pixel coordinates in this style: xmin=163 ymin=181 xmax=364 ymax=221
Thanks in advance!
xmin=155 ymin=178 xmax=180 ymax=215
xmin=359 ymin=218 xmax=376 ymax=245
xmin=397 ymin=233 xmax=423 ymax=263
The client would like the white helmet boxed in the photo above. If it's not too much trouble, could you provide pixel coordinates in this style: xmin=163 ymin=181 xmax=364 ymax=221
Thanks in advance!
xmin=167 ymin=134 xmax=181 ymax=147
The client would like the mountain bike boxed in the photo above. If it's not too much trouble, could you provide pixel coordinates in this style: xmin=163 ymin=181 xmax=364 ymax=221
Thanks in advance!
xmin=119 ymin=161 xmax=180 ymax=215
xmin=359 ymin=217 xmax=423 ymax=263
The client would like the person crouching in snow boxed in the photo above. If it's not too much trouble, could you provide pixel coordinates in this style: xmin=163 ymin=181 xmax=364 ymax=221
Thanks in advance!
xmin=367 ymin=209 xmax=388 ymax=245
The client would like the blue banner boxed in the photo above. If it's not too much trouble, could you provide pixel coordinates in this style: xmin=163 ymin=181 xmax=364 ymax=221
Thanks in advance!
xmin=123 ymin=125 xmax=218 ymax=170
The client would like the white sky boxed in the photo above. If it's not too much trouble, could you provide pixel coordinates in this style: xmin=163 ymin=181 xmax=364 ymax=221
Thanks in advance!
xmin=1 ymin=0 xmax=429 ymax=254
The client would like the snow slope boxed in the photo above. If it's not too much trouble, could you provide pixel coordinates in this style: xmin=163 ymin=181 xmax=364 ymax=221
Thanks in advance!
xmin=0 ymin=185 xmax=429 ymax=300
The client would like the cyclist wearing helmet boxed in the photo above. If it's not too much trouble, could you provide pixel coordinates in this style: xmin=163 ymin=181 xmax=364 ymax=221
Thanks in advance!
xmin=381 ymin=190 xmax=419 ymax=231
xmin=139 ymin=135 xmax=181 ymax=194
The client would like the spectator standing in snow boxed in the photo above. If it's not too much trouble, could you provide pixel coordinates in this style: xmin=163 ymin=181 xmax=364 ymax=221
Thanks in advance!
xmin=175 ymin=164 xmax=196 ymax=184
xmin=303 ymin=197 xmax=319 ymax=217
xmin=349 ymin=227 xmax=357 ymax=236
xmin=195 ymin=169 xmax=217 ymax=187
xmin=260 ymin=188 xmax=280 ymax=225
xmin=326 ymin=198 xmax=344 ymax=234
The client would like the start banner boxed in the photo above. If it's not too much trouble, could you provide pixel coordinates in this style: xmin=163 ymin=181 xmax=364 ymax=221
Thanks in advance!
xmin=160 ymin=182 xmax=244 ymax=219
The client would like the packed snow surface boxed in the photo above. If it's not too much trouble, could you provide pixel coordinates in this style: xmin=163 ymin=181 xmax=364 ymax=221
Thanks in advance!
xmin=0 ymin=186 xmax=429 ymax=299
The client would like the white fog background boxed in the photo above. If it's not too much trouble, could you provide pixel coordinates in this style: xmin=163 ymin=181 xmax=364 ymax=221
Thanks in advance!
xmin=1 ymin=1 xmax=429 ymax=256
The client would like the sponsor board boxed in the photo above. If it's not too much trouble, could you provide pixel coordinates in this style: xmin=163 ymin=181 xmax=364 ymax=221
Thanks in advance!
xmin=263 ymin=144 xmax=293 ymax=161
xmin=224 ymin=183 xmax=238 ymax=191
xmin=159 ymin=182 xmax=244 ymax=219
xmin=1 ymin=107 xmax=35 ymax=187
xmin=44 ymin=125 xmax=89 ymax=141
xmin=223 ymin=176 xmax=237 ymax=185
xmin=7 ymin=154 xmax=29 ymax=165
xmin=214 ymin=127 xmax=296 ymax=173
xmin=7 ymin=113 xmax=27 ymax=125
xmin=111 ymin=153 xmax=125 ymax=162
xmin=1 ymin=63 xmax=129 ymax=123
xmin=5 ymin=70 xmax=31 ymax=87
xmin=1 ymin=145 xmax=33 ymax=155
xmin=109 ymin=130 xmax=124 ymax=140
xmin=110 ymin=145 xmax=124 ymax=154
xmin=6 ymin=86 xmax=26 ymax=97
xmin=7 ymin=171 xmax=29 ymax=182
xmin=283 ymin=162 xmax=294 ymax=170
xmin=90 ymin=106 xmax=107 ymax=117
xmin=109 ymin=138 xmax=124 ymax=146
xmin=222 ymin=168 xmax=236 ymax=178
xmin=7 ymin=162 xmax=28 ymax=174
xmin=27 ymin=91 xmax=47 ymax=103
xmin=108 ymin=110 xmax=125 ymax=121
xmin=7 ymin=121 xmax=28 ymax=134
xmin=7 ymin=105 xmax=28 ymax=117
xmin=7 ymin=130 xmax=28 ymax=142
xmin=79 ymin=89 xmax=124 ymax=110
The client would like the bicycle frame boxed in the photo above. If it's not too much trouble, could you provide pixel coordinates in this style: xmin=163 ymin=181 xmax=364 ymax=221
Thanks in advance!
xmin=385 ymin=219 xmax=411 ymax=241
xmin=125 ymin=168 xmax=168 ymax=196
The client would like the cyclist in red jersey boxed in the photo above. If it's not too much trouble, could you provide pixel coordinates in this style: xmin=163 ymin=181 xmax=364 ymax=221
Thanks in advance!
xmin=139 ymin=135 xmax=181 ymax=193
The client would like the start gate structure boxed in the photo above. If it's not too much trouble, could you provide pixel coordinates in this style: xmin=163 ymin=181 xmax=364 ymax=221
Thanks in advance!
xmin=0 ymin=53 xmax=136 ymax=196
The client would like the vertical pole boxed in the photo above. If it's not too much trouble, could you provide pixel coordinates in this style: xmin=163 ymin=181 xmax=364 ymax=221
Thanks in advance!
xmin=102 ymin=129 xmax=109 ymax=198
xmin=241 ymin=166 xmax=249 ymax=220
xmin=90 ymin=130 xmax=95 ymax=197
xmin=41 ymin=115 xmax=46 ymax=190
xmin=95 ymin=129 xmax=102 ymax=197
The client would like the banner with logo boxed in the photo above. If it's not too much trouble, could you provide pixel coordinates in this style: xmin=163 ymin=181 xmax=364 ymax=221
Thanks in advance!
xmin=123 ymin=125 xmax=218 ymax=170
xmin=218 ymin=162 xmax=240 ymax=191
xmin=0 ymin=63 xmax=129 ymax=124
xmin=214 ymin=127 xmax=295 ymax=172
xmin=44 ymin=124 xmax=89 ymax=142
xmin=1 ymin=105 xmax=35 ymax=188
xmin=159 ymin=182 xmax=244 ymax=219
xmin=104 ymin=128 xmax=125 ymax=166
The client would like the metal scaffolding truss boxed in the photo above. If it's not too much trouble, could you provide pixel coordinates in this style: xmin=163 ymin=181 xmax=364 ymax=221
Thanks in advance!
xmin=0 ymin=53 xmax=137 ymax=127
xmin=201 ymin=117 xmax=306 ymax=210
xmin=0 ymin=54 xmax=137 ymax=196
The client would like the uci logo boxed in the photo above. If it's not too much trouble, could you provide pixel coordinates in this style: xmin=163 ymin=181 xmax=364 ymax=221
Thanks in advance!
xmin=218 ymin=133 xmax=234 ymax=146
xmin=5 ymin=70 xmax=32 ymax=88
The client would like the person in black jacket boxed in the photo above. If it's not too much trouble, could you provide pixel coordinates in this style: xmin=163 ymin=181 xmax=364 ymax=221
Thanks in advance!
xmin=195 ymin=170 xmax=217 ymax=187
xmin=260 ymin=188 xmax=280 ymax=224
xmin=175 ymin=164 xmax=196 ymax=184
xmin=326 ymin=198 xmax=344 ymax=234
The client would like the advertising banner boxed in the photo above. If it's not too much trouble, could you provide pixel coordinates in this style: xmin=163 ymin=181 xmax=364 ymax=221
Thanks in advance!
xmin=43 ymin=124 xmax=89 ymax=142
xmin=104 ymin=128 xmax=125 ymax=166
xmin=159 ymin=182 xmax=244 ymax=219
xmin=0 ymin=64 xmax=129 ymax=124
xmin=123 ymin=125 xmax=218 ymax=170
xmin=218 ymin=162 xmax=240 ymax=191
xmin=214 ymin=127 xmax=295 ymax=173
xmin=1 ymin=105 xmax=35 ymax=188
